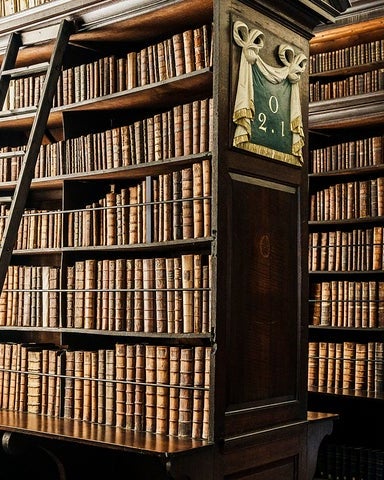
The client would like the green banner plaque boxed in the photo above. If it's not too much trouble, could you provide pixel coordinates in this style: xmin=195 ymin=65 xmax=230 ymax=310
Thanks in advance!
xmin=232 ymin=21 xmax=307 ymax=167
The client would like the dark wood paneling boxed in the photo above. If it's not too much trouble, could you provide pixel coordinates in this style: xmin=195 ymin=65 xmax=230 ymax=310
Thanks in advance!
xmin=227 ymin=173 xmax=299 ymax=408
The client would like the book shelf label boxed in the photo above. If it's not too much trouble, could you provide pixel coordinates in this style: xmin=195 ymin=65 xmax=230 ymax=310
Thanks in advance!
xmin=232 ymin=21 xmax=307 ymax=167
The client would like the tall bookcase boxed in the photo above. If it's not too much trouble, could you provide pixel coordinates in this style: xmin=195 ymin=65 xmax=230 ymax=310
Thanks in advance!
xmin=0 ymin=0 xmax=347 ymax=479
xmin=308 ymin=2 xmax=384 ymax=478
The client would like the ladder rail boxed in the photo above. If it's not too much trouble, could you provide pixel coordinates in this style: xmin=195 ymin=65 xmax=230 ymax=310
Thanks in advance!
xmin=0 ymin=19 xmax=74 ymax=292
xmin=0 ymin=32 xmax=22 ymax=109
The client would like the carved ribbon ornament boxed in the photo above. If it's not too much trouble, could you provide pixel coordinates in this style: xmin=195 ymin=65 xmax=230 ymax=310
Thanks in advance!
xmin=232 ymin=20 xmax=307 ymax=166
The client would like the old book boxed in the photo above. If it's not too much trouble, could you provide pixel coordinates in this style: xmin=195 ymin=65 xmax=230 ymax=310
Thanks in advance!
xmin=183 ymin=29 xmax=194 ymax=74
xmin=308 ymin=342 xmax=319 ymax=389
xmin=155 ymin=257 xmax=167 ymax=333
xmin=125 ymin=259 xmax=134 ymax=332
xmin=84 ymin=259 xmax=96 ymax=329
xmin=375 ymin=342 xmax=384 ymax=394
xmin=335 ymin=343 xmax=343 ymax=391
xmin=115 ymin=343 xmax=126 ymax=428
xmin=27 ymin=347 xmax=42 ymax=414
xmin=192 ymin=346 xmax=205 ymax=438
xmin=342 ymin=341 xmax=355 ymax=392
xmin=134 ymin=344 xmax=145 ymax=431
xmin=182 ymin=103 xmax=193 ymax=155
xmin=115 ymin=258 xmax=126 ymax=331
xmin=105 ymin=349 xmax=115 ymax=426
xmin=201 ymin=346 xmax=211 ymax=440
xmin=74 ymin=261 xmax=85 ymax=328
xmin=40 ymin=349 xmax=49 ymax=415
xmin=178 ymin=347 xmax=194 ymax=437
xmin=318 ymin=342 xmax=328 ymax=390
xmin=202 ymin=262 xmax=210 ymax=333
xmin=134 ymin=258 xmax=144 ymax=332
xmin=327 ymin=342 xmax=336 ymax=391
xmin=66 ymin=266 xmax=75 ymax=328
xmin=367 ymin=342 xmax=375 ymax=392
xmin=82 ymin=350 xmax=92 ymax=422
xmin=174 ymin=257 xmax=183 ymax=334
xmin=129 ymin=185 xmax=138 ymax=244
xmin=193 ymin=255 xmax=202 ymax=332
xmin=192 ymin=162 xmax=203 ymax=238
xmin=174 ymin=105 xmax=183 ymax=158
xmin=169 ymin=346 xmax=180 ymax=436
xmin=125 ymin=344 xmax=135 ymax=430
xmin=106 ymin=189 xmax=117 ymax=246
xmin=145 ymin=344 xmax=157 ymax=433
xmin=202 ymin=159 xmax=211 ymax=237
xmin=181 ymin=254 xmax=194 ymax=333
xmin=74 ymin=350 xmax=84 ymax=420
xmin=108 ymin=259 xmax=116 ymax=331
xmin=8 ymin=343 xmax=20 ymax=411
xmin=181 ymin=167 xmax=193 ymax=239
xmin=18 ymin=344 xmax=28 ymax=412
xmin=172 ymin=169 xmax=182 ymax=240
xmin=97 ymin=349 xmax=106 ymax=424
xmin=101 ymin=259 xmax=109 ymax=330
xmin=2 ymin=343 xmax=13 ymax=410
xmin=166 ymin=257 xmax=175 ymax=334
xmin=172 ymin=33 xmax=185 ymax=77
xmin=162 ymin=173 xmax=172 ymax=241
xmin=89 ymin=351 xmax=98 ymax=423
xmin=64 ymin=350 xmax=75 ymax=418
xmin=143 ymin=258 xmax=155 ymax=333
xmin=47 ymin=349 xmax=58 ymax=417
xmin=355 ymin=343 xmax=367 ymax=393
xmin=156 ymin=346 xmax=169 ymax=435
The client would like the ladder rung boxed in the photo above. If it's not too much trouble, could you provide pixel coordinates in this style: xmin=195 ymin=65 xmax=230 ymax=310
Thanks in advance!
xmin=2 ymin=62 xmax=50 ymax=78
xmin=0 ymin=106 xmax=38 ymax=118
xmin=0 ymin=197 xmax=12 ymax=204
xmin=0 ymin=150 xmax=25 ymax=159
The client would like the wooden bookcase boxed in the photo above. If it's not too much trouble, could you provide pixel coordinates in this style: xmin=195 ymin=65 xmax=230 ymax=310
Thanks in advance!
xmin=308 ymin=2 xmax=384 ymax=478
xmin=0 ymin=0 xmax=347 ymax=478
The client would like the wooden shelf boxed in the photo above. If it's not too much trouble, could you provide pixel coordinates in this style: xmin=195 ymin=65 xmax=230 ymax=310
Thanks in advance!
xmin=0 ymin=410 xmax=211 ymax=455
xmin=309 ymin=91 xmax=384 ymax=131
xmin=308 ymin=216 xmax=384 ymax=226
xmin=309 ymin=164 xmax=384 ymax=180
xmin=0 ymin=0 xmax=213 ymax=62
xmin=0 ymin=68 xmax=213 ymax=133
xmin=0 ymin=152 xmax=213 ymax=191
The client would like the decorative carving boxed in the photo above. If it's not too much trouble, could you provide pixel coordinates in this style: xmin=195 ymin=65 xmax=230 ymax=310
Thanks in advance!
xmin=232 ymin=21 xmax=307 ymax=166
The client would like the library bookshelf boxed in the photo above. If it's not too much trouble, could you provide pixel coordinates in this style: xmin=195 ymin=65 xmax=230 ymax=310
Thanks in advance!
xmin=0 ymin=0 xmax=347 ymax=478
xmin=308 ymin=2 xmax=384 ymax=479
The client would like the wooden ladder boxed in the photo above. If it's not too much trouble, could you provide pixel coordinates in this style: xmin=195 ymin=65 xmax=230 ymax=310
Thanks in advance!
xmin=0 ymin=19 xmax=74 ymax=292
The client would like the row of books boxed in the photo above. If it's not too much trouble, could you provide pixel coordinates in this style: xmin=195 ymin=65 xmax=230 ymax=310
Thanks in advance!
xmin=0 ymin=254 xmax=211 ymax=334
xmin=0 ymin=162 xmax=211 ymax=251
xmin=316 ymin=442 xmax=384 ymax=480
xmin=310 ymin=280 xmax=384 ymax=328
xmin=310 ymin=177 xmax=384 ymax=221
xmin=310 ymin=136 xmax=384 ymax=173
xmin=309 ymin=68 xmax=384 ymax=102
xmin=4 ymin=24 xmax=212 ymax=111
xmin=0 ymin=342 xmax=211 ymax=439
xmin=66 ymin=343 xmax=210 ymax=439
xmin=0 ymin=342 xmax=62 ymax=416
xmin=0 ymin=0 xmax=49 ymax=16
xmin=310 ymin=38 xmax=384 ymax=74
xmin=0 ymin=266 xmax=60 ymax=328
xmin=66 ymin=255 xmax=211 ymax=333
xmin=0 ymin=98 xmax=213 ymax=182
xmin=309 ymin=228 xmax=384 ymax=272
xmin=67 ymin=166 xmax=211 ymax=247
xmin=308 ymin=341 xmax=384 ymax=394
xmin=0 ymin=206 xmax=62 ymax=251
